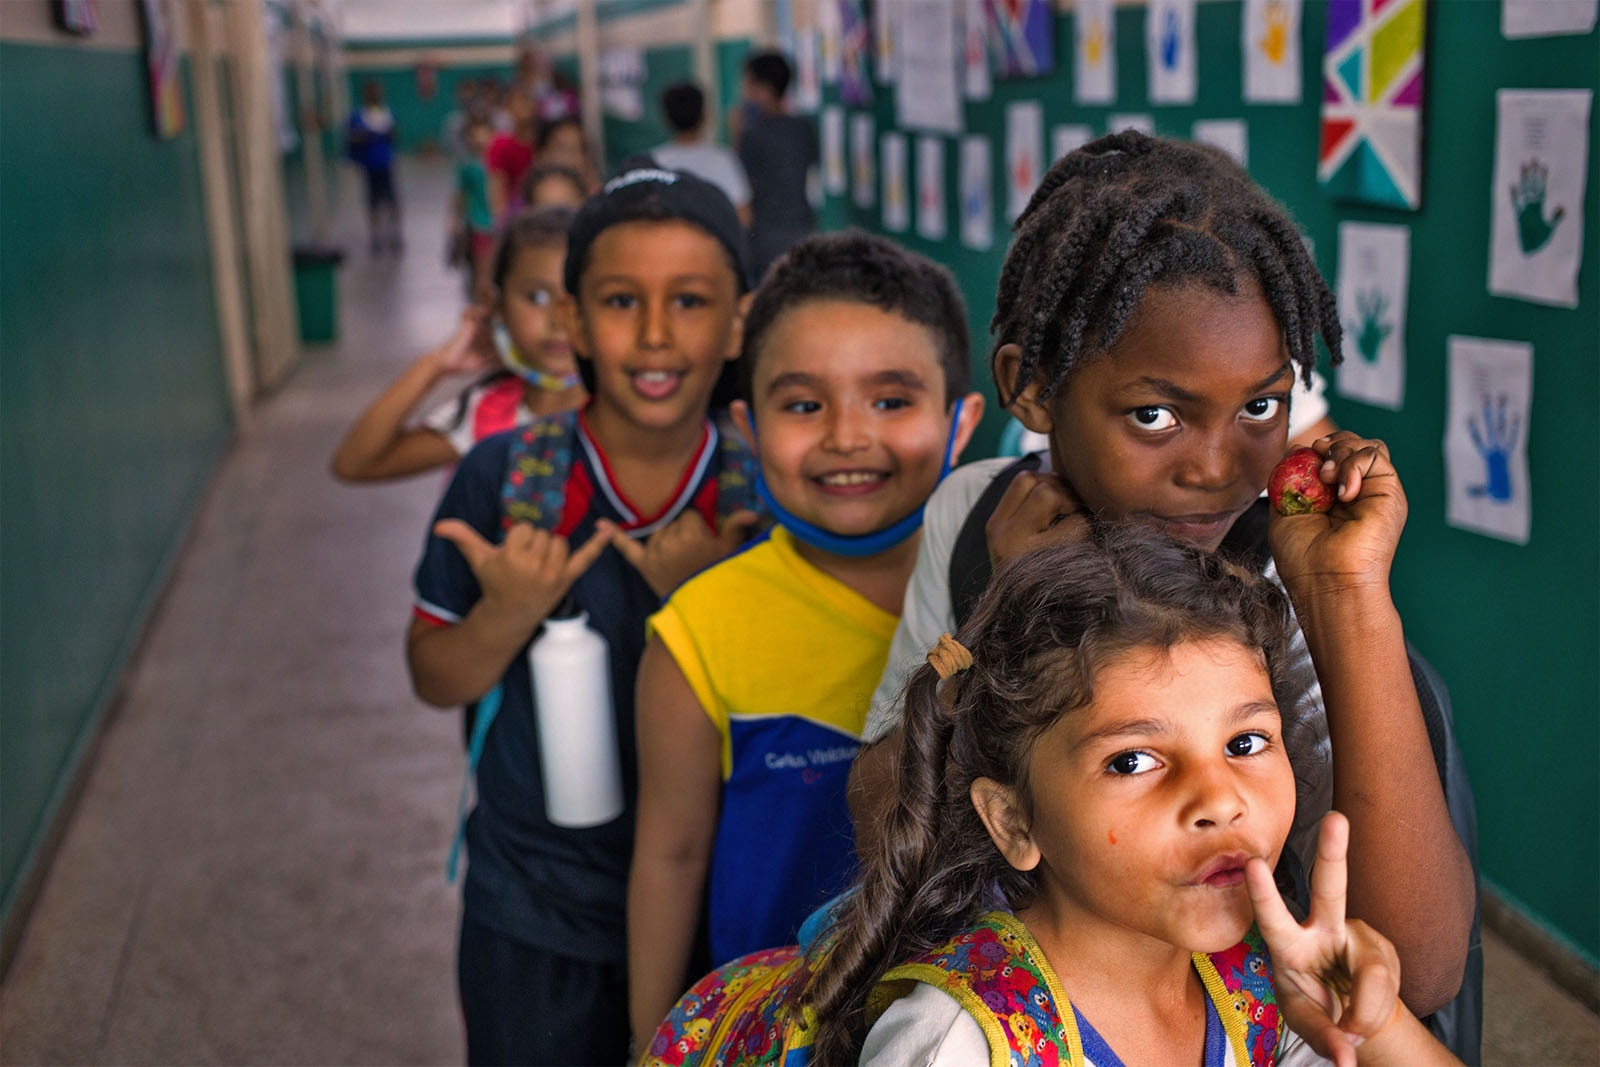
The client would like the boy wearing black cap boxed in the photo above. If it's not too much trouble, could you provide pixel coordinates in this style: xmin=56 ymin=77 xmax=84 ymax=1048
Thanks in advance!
xmin=407 ymin=166 xmax=764 ymax=1066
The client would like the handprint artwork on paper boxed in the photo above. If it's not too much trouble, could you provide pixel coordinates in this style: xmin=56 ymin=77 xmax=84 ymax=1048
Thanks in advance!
xmin=1511 ymin=158 xmax=1565 ymax=255
xmin=1466 ymin=394 xmax=1519 ymax=503
xmin=1348 ymin=287 xmax=1392 ymax=364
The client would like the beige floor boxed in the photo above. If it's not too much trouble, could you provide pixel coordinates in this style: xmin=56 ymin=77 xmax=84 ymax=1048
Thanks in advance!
xmin=2 ymin=158 xmax=1596 ymax=1066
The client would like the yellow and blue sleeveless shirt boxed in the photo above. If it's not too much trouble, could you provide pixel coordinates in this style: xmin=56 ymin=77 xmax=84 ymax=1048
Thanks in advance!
xmin=648 ymin=526 xmax=897 ymax=964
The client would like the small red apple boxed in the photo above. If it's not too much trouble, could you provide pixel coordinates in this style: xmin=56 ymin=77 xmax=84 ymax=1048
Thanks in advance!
xmin=1268 ymin=448 xmax=1335 ymax=516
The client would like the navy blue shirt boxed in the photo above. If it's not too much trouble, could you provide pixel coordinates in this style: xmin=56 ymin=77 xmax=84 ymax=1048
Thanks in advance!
xmin=414 ymin=420 xmax=739 ymax=959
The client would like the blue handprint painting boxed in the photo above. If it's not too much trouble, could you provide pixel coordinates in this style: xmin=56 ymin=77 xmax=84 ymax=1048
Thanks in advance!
xmin=1147 ymin=0 xmax=1196 ymax=103
xmin=1447 ymin=337 xmax=1532 ymax=545
xmin=1466 ymin=395 xmax=1518 ymax=503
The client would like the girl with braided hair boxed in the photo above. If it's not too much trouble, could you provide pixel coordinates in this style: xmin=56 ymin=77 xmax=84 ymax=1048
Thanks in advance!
xmin=850 ymin=132 xmax=1474 ymax=1030
xmin=807 ymin=525 xmax=1459 ymax=1066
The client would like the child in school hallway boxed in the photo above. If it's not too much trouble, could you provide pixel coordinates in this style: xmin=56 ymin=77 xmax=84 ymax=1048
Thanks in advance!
xmin=407 ymin=166 xmax=764 ymax=1067
xmin=808 ymin=526 xmax=1462 ymax=1066
xmin=347 ymin=80 xmax=402 ymax=255
xmin=626 ymin=233 xmax=984 ymax=1047
xmin=849 ymin=131 xmax=1476 ymax=1028
xmin=331 ymin=206 xmax=584 ymax=483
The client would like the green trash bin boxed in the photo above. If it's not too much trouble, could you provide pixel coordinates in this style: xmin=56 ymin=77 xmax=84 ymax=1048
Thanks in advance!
xmin=292 ymin=246 xmax=344 ymax=344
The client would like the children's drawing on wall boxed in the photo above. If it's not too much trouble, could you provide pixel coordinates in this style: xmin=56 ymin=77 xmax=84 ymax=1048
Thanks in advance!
xmin=895 ymin=0 xmax=963 ymax=134
xmin=960 ymin=136 xmax=994 ymax=250
xmin=795 ymin=29 xmax=821 ymax=113
xmin=882 ymin=132 xmax=909 ymax=232
xmin=139 ymin=0 xmax=186 ymax=139
xmin=1318 ymin=0 xmax=1427 ymax=209
xmin=985 ymin=0 xmax=1056 ymax=77
xmin=1446 ymin=336 xmax=1533 ymax=545
xmin=1110 ymin=113 xmax=1156 ymax=136
xmin=964 ymin=0 xmax=991 ymax=99
xmin=1052 ymin=123 xmax=1093 ymax=163
xmin=1335 ymin=222 xmax=1410 ymax=410
xmin=1243 ymin=0 xmax=1302 ymax=103
xmin=876 ymin=0 xmax=899 ymax=82
xmin=838 ymin=0 xmax=873 ymax=106
xmin=851 ymin=112 xmax=876 ymax=208
xmin=819 ymin=0 xmax=842 ymax=83
xmin=1193 ymin=118 xmax=1248 ymax=165
xmin=1075 ymin=0 xmax=1117 ymax=104
xmin=822 ymin=106 xmax=847 ymax=195
xmin=916 ymin=136 xmax=948 ymax=241
xmin=1147 ymin=0 xmax=1198 ymax=104
xmin=1006 ymin=101 xmax=1044 ymax=221
xmin=1502 ymin=0 xmax=1597 ymax=37
xmin=1488 ymin=89 xmax=1591 ymax=309
xmin=598 ymin=48 xmax=644 ymax=120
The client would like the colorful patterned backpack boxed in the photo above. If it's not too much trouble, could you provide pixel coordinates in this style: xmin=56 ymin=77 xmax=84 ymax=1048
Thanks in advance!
xmin=646 ymin=912 xmax=1284 ymax=1067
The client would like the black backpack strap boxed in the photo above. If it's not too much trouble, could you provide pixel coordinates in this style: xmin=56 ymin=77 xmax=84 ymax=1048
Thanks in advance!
xmin=948 ymin=454 xmax=1043 ymax=630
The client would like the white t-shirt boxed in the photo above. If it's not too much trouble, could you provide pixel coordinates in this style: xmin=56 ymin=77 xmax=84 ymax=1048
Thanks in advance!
xmin=652 ymin=140 xmax=753 ymax=210
xmin=864 ymin=455 xmax=1332 ymax=875
xmin=861 ymin=981 xmax=1327 ymax=1066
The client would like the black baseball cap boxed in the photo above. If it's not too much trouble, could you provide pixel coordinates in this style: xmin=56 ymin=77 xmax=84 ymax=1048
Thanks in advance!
xmin=563 ymin=160 xmax=750 ymax=293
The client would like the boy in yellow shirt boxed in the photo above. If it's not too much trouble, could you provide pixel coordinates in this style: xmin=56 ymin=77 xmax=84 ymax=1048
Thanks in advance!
xmin=626 ymin=233 xmax=985 ymax=1047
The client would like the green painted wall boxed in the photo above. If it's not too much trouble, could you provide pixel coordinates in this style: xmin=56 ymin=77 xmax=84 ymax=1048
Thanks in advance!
xmin=601 ymin=44 xmax=695 ymax=171
xmin=0 ymin=44 xmax=232 ymax=925
xmin=814 ymin=1 xmax=1597 ymax=960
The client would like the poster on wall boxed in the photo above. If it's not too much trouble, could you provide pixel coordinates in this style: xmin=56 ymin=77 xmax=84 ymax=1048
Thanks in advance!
xmin=599 ymin=47 xmax=645 ymax=120
xmin=1006 ymin=101 xmax=1044 ymax=221
xmin=1243 ymin=0 xmax=1302 ymax=103
xmin=1502 ymin=0 xmax=1597 ymax=37
xmin=1052 ymin=123 xmax=1094 ymax=163
xmin=851 ymin=112 xmax=877 ymax=208
xmin=1445 ymin=336 xmax=1533 ymax=545
xmin=1193 ymin=119 xmax=1248 ymax=165
xmin=52 ymin=0 xmax=97 ymax=35
xmin=916 ymin=136 xmax=948 ymax=241
xmin=1335 ymin=222 xmax=1410 ymax=411
xmin=896 ymin=0 xmax=963 ymax=134
xmin=986 ymin=0 xmax=1057 ymax=77
xmin=820 ymin=0 xmax=842 ymax=84
xmin=1147 ymin=0 xmax=1198 ymax=105
xmin=1318 ymin=0 xmax=1427 ymax=210
xmin=795 ymin=29 xmax=822 ymax=113
xmin=838 ymin=0 xmax=873 ymax=106
xmin=877 ymin=0 xmax=899 ymax=82
xmin=882 ymin=132 xmax=910 ymax=232
xmin=1075 ymin=0 xmax=1117 ymax=104
xmin=822 ymin=106 xmax=848 ymax=195
xmin=1488 ymin=89 xmax=1591 ymax=309
xmin=960 ymin=136 xmax=994 ymax=250
xmin=964 ymin=0 xmax=992 ymax=100
xmin=140 ymin=0 xmax=186 ymax=138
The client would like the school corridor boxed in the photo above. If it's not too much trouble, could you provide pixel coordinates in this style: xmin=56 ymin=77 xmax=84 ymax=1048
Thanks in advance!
xmin=0 ymin=155 xmax=1590 ymax=1065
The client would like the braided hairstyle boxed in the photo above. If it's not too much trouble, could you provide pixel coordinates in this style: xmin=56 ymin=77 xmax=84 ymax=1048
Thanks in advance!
xmin=802 ymin=523 xmax=1298 ymax=1063
xmin=992 ymin=130 xmax=1340 ymax=403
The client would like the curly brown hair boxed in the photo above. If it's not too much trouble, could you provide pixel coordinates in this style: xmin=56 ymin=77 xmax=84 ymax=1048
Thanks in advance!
xmin=802 ymin=522 xmax=1298 ymax=1062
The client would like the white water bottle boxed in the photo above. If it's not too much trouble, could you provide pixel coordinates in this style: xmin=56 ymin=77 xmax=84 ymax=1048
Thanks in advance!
xmin=528 ymin=604 xmax=624 ymax=828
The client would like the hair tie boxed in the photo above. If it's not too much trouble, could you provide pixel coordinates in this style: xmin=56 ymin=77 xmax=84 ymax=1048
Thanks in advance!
xmin=927 ymin=633 xmax=973 ymax=680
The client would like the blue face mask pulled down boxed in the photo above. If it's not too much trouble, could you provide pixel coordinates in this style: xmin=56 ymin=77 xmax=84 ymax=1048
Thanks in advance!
xmin=751 ymin=397 xmax=966 ymax=558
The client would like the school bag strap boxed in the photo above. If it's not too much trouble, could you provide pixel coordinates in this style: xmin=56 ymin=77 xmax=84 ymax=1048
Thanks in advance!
xmin=869 ymin=912 xmax=1282 ymax=1067
xmin=642 ymin=944 xmax=818 ymax=1067
xmin=948 ymin=457 xmax=1274 ymax=628
xmin=500 ymin=409 xmax=582 ymax=532
xmin=948 ymin=454 xmax=1042 ymax=629
xmin=713 ymin=409 xmax=762 ymax=518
